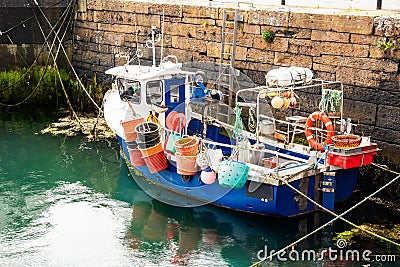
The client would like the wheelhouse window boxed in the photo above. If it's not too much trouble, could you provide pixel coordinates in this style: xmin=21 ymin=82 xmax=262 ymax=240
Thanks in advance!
xmin=117 ymin=79 xmax=141 ymax=104
xmin=169 ymin=84 xmax=181 ymax=103
xmin=146 ymin=80 xmax=163 ymax=105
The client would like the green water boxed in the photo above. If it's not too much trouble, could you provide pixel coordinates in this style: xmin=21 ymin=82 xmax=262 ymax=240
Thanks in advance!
xmin=0 ymin=114 xmax=397 ymax=267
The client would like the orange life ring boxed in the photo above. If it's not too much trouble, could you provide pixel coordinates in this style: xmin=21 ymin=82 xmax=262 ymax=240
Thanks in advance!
xmin=304 ymin=111 xmax=334 ymax=151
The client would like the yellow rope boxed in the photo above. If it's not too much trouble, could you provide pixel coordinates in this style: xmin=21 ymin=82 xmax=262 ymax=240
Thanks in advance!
xmin=372 ymin=162 xmax=400 ymax=175
xmin=146 ymin=113 xmax=160 ymax=124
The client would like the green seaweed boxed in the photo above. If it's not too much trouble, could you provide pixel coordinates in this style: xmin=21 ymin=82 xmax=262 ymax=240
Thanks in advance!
xmin=0 ymin=65 xmax=103 ymax=113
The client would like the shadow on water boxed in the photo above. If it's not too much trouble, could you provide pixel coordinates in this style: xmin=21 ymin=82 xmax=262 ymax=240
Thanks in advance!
xmin=1 ymin=111 xmax=397 ymax=266
xmin=113 ymin=161 xmax=340 ymax=266
xmin=114 ymin=159 xmax=400 ymax=266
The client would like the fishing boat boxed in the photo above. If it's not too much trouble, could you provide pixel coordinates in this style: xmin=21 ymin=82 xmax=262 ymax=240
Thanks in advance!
xmin=103 ymin=26 xmax=379 ymax=217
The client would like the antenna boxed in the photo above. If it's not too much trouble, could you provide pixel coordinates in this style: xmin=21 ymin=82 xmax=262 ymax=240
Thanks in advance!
xmin=151 ymin=25 xmax=157 ymax=67
xmin=146 ymin=25 xmax=161 ymax=67
xmin=160 ymin=9 xmax=165 ymax=63
xmin=134 ymin=14 xmax=141 ymax=68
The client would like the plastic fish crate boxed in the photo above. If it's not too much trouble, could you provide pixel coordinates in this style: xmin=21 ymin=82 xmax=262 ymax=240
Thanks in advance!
xmin=327 ymin=149 xmax=378 ymax=169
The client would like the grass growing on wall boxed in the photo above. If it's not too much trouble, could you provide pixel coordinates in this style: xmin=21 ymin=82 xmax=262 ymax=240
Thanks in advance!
xmin=0 ymin=65 xmax=103 ymax=112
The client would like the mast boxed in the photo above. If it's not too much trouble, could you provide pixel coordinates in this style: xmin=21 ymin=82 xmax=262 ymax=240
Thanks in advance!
xmin=151 ymin=25 xmax=157 ymax=67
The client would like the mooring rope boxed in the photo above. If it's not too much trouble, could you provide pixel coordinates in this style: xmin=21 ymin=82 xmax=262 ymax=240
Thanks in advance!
xmin=372 ymin=162 xmax=400 ymax=175
xmin=30 ymin=0 xmax=84 ymax=129
xmin=251 ymin=170 xmax=400 ymax=267
xmin=279 ymin=177 xmax=400 ymax=246
xmin=32 ymin=0 xmax=103 ymax=114
xmin=0 ymin=0 xmax=75 ymax=95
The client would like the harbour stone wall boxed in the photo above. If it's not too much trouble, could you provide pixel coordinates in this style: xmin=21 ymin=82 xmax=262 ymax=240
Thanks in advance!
xmin=0 ymin=0 xmax=72 ymax=69
xmin=74 ymin=0 xmax=400 ymax=162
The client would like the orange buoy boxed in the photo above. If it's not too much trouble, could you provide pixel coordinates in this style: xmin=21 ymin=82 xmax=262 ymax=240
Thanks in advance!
xmin=304 ymin=111 xmax=334 ymax=151
xmin=166 ymin=111 xmax=179 ymax=130
xmin=166 ymin=111 xmax=186 ymax=132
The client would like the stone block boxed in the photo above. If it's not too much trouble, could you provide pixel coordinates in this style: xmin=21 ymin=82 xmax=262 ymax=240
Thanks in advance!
xmin=336 ymin=67 xmax=394 ymax=88
xmin=289 ymin=12 xmax=332 ymax=31
xmin=273 ymin=52 xmax=312 ymax=68
xmin=196 ymin=26 xmax=221 ymax=42
xmin=235 ymin=32 xmax=254 ymax=48
xmin=93 ymin=11 xmax=109 ymax=23
xmin=182 ymin=6 xmax=218 ymax=19
xmin=192 ymin=51 xmax=211 ymax=62
xmin=148 ymin=4 xmax=182 ymax=17
xmin=97 ymin=23 xmax=135 ymax=34
xmin=77 ymin=0 xmax=87 ymax=12
xmin=375 ymin=141 xmax=400 ymax=162
xmin=98 ymin=53 xmax=114 ymax=67
xmin=82 ymin=50 xmax=99 ymax=65
xmin=311 ymin=30 xmax=349 ymax=43
xmin=206 ymin=42 xmax=221 ymax=59
xmin=313 ymin=55 xmax=398 ymax=73
xmin=183 ymin=17 xmax=214 ymax=26
xmin=350 ymin=34 xmax=379 ymax=45
xmin=248 ymin=10 xmax=289 ymax=27
xmin=370 ymin=45 xmax=400 ymax=60
xmin=243 ymin=24 xmax=260 ymax=35
xmin=74 ymin=28 xmax=92 ymax=42
xmin=163 ymin=47 xmax=193 ymax=62
xmin=246 ymin=48 xmax=274 ymax=64
xmin=377 ymin=105 xmax=400 ymax=130
xmin=235 ymin=46 xmax=247 ymax=61
xmin=376 ymin=73 xmax=400 ymax=92
xmin=292 ymin=29 xmax=312 ymax=39
xmin=345 ymin=85 xmax=400 ymax=107
xmin=86 ymin=0 xmax=102 ymax=10
xmin=313 ymin=63 xmax=337 ymax=73
xmin=101 ymin=32 xmax=125 ymax=46
xmin=171 ymin=36 xmax=207 ymax=53
xmin=87 ymin=0 xmax=128 ymax=12
xmin=289 ymin=13 xmax=373 ymax=34
xmin=86 ymin=10 xmax=94 ymax=22
xmin=314 ymin=71 xmax=336 ymax=81
xmin=288 ymin=39 xmax=321 ymax=56
xmin=369 ymin=45 xmax=385 ymax=59
xmin=75 ymin=21 xmax=98 ymax=31
xmin=250 ymin=71 xmax=266 ymax=85
xmin=374 ymin=15 xmax=400 ymax=37
xmin=131 ymin=13 xmax=160 ymax=27
xmin=331 ymin=15 xmax=374 ymax=35
xmin=235 ymin=61 xmax=271 ymax=72
xmin=342 ymin=99 xmax=377 ymax=125
xmin=114 ymin=55 xmax=127 ymax=67
xmin=253 ymin=37 xmax=289 ymax=53
xmin=164 ymin=22 xmax=197 ymax=38
xmin=320 ymin=42 xmax=369 ymax=57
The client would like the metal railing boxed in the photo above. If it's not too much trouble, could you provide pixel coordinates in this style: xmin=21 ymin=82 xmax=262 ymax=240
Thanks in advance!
xmin=279 ymin=0 xmax=383 ymax=10
xmin=210 ymin=0 xmax=394 ymax=11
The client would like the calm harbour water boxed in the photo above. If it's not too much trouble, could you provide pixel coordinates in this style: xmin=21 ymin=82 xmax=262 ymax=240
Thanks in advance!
xmin=0 ymin=113 xmax=397 ymax=267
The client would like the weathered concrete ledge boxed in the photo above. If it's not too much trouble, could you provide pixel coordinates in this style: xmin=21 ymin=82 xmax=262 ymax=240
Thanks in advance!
xmin=73 ymin=0 xmax=400 ymax=161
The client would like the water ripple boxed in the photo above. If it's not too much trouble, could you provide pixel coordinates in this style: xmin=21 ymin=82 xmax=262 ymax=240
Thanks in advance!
xmin=0 ymin=182 xmax=135 ymax=267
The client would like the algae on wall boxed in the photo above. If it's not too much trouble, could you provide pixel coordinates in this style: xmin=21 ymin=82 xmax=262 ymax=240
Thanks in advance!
xmin=0 ymin=65 xmax=103 ymax=113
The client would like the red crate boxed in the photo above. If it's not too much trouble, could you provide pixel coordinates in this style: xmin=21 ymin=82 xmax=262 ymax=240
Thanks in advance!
xmin=327 ymin=150 xmax=377 ymax=169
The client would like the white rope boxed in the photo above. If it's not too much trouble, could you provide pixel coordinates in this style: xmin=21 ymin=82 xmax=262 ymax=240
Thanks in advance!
xmin=32 ymin=0 xmax=103 ymax=114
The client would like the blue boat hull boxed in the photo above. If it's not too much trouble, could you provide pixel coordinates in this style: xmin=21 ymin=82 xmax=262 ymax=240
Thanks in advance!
xmin=118 ymin=135 xmax=358 ymax=217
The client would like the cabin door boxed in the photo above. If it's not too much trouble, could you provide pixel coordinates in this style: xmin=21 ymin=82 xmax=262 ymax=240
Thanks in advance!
xmin=164 ymin=77 xmax=186 ymax=118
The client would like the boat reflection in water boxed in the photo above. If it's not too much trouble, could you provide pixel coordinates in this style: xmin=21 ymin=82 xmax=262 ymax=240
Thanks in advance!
xmin=113 ymin=161 xmax=334 ymax=266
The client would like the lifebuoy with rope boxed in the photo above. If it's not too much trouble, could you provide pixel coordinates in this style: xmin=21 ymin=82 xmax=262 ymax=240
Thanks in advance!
xmin=305 ymin=111 xmax=334 ymax=151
